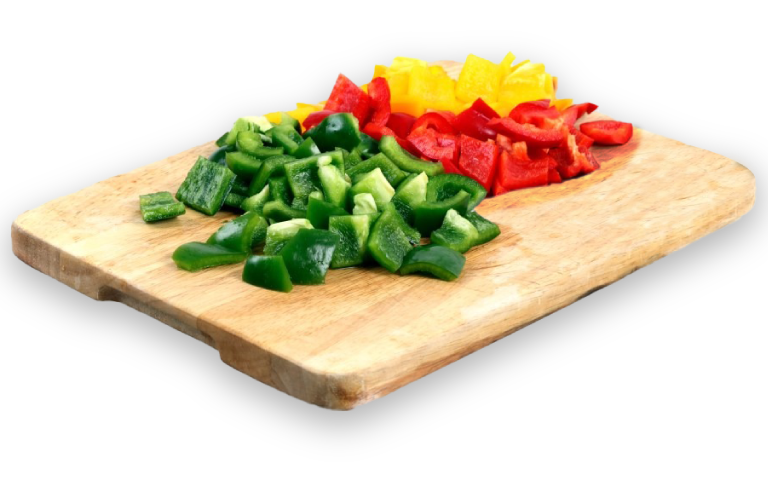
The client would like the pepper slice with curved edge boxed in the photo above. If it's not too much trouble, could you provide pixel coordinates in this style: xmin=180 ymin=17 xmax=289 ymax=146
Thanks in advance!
xmin=208 ymin=143 xmax=236 ymax=165
xmin=329 ymin=215 xmax=371 ymax=268
xmin=426 ymin=173 xmax=487 ymax=211
xmin=367 ymin=77 xmax=391 ymax=127
xmin=580 ymin=120 xmax=633 ymax=146
xmin=487 ymin=116 xmax=566 ymax=148
xmin=386 ymin=112 xmax=416 ymax=138
xmin=465 ymin=211 xmax=501 ymax=246
xmin=399 ymin=244 xmax=466 ymax=282
xmin=263 ymin=218 xmax=313 ymax=255
xmin=414 ymin=190 xmax=471 ymax=236
xmin=284 ymin=156 xmax=322 ymax=204
xmin=430 ymin=209 xmax=479 ymax=254
xmin=454 ymin=98 xmax=499 ymax=141
xmin=349 ymin=167 xmax=395 ymax=210
xmin=391 ymin=172 xmax=428 ymax=224
xmin=225 ymin=152 xmax=263 ymax=179
xmin=278 ymin=112 xmax=301 ymax=133
xmin=379 ymin=135 xmax=444 ymax=176
xmin=242 ymin=255 xmax=293 ymax=293
xmin=302 ymin=110 xmax=334 ymax=131
xmin=235 ymin=131 xmax=263 ymax=155
xmin=411 ymin=112 xmax=457 ymax=135
xmin=406 ymin=128 xmax=458 ymax=164
xmin=241 ymin=185 xmax=270 ymax=213
xmin=354 ymin=132 xmax=379 ymax=159
xmin=458 ymin=135 xmax=499 ymax=192
xmin=248 ymin=155 xmax=296 ymax=196
xmin=509 ymin=101 xmax=560 ymax=127
xmin=206 ymin=210 xmax=268 ymax=253
xmin=324 ymin=74 xmax=371 ymax=125
xmin=293 ymin=138 xmax=321 ymax=159
xmin=368 ymin=203 xmax=417 ymax=273
xmin=352 ymin=193 xmax=377 ymax=215
xmin=268 ymin=176 xmax=291 ymax=204
xmin=140 ymin=191 xmax=185 ymax=223
xmin=361 ymin=123 xmax=395 ymax=142
xmin=347 ymin=153 xmax=407 ymax=188
xmin=318 ymin=163 xmax=348 ymax=208
xmin=280 ymin=228 xmax=339 ymax=285
xmin=493 ymin=143 xmax=549 ymax=196
xmin=172 ymin=242 xmax=247 ymax=272
xmin=176 ymin=156 xmax=235 ymax=216
xmin=263 ymin=199 xmax=308 ymax=222
xmin=216 ymin=132 xmax=229 ymax=148
xmin=306 ymin=113 xmax=362 ymax=152
xmin=269 ymin=126 xmax=302 ymax=155
xmin=306 ymin=196 xmax=348 ymax=230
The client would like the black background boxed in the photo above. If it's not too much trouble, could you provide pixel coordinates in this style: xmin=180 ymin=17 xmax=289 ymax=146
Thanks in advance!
xmin=0 ymin=48 xmax=766 ymax=458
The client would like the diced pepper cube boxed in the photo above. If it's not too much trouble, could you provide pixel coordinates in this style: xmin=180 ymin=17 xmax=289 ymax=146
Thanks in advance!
xmin=329 ymin=215 xmax=371 ymax=268
xmin=456 ymin=54 xmax=502 ymax=104
xmin=242 ymin=255 xmax=293 ymax=293
xmin=176 ymin=156 xmax=235 ymax=216
xmin=139 ymin=191 xmax=185 ymax=223
xmin=430 ymin=209 xmax=479 ymax=254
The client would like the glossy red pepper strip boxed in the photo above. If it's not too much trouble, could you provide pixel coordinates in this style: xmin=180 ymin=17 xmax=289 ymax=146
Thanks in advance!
xmin=509 ymin=101 xmax=561 ymax=127
xmin=367 ymin=77 xmax=391 ymax=126
xmin=407 ymin=127 xmax=458 ymax=164
xmin=488 ymin=117 xmax=566 ymax=147
xmin=361 ymin=123 xmax=396 ymax=141
xmin=469 ymin=98 xmax=500 ymax=119
xmin=458 ymin=134 xmax=499 ymax=192
xmin=493 ymin=143 xmax=549 ymax=196
xmin=580 ymin=120 xmax=633 ymax=145
xmin=411 ymin=112 xmax=456 ymax=135
xmin=324 ymin=73 xmax=371 ymax=125
xmin=303 ymin=110 xmax=334 ymax=131
xmin=386 ymin=113 xmax=417 ymax=138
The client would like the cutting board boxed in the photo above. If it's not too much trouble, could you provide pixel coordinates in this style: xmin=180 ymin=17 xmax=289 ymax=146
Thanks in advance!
xmin=11 ymin=62 xmax=756 ymax=409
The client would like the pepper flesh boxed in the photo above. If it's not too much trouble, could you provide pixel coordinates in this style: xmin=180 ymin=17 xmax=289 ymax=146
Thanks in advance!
xmin=206 ymin=210 xmax=268 ymax=252
xmin=426 ymin=173 xmax=487 ymax=211
xmin=176 ymin=156 xmax=235 ymax=216
xmin=379 ymin=136 xmax=444 ymax=176
xmin=399 ymin=244 xmax=466 ymax=281
xmin=172 ymin=242 xmax=247 ymax=272
xmin=430 ymin=209 xmax=479 ymax=254
xmin=242 ymin=255 xmax=293 ymax=293
xmin=414 ymin=190 xmax=471 ymax=236
xmin=367 ymin=203 xmax=417 ymax=273
xmin=306 ymin=113 xmax=362 ymax=152
xmin=139 ymin=191 xmax=185 ymax=223
xmin=324 ymin=74 xmax=371 ymax=125
xmin=280 ymin=228 xmax=339 ymax=285
xmin=347 ymin=153 xmax=407 ymax=188
xmin=329 ymin=215 xmax=371 ymax=268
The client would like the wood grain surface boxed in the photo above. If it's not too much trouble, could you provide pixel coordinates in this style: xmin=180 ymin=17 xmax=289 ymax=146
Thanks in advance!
xmin=11 ymin=62 xmax=756 ymax=409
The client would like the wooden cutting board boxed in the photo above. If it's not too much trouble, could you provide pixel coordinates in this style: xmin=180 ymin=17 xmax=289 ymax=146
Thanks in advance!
xmin=11 ymin=63 xmax=756 ymax=409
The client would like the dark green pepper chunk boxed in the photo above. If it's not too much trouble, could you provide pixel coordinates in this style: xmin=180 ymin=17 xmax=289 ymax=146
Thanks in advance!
xmin=280 ymin=229 xmax=339 ymax=285
xmin=235 ymin=131 xmax=263 ymax=155
xmin=172 ymin=242 xmax=247 ymax=272
xmin=223 ymin=192 xmax=246 ymax=211
xmin=344 ymin=148 xmax=363 ymax=170
xmin=347 ymin=153 xmax=407 ymax=187
xmin=426 ymin=173 xmax=487 ymax=211
xmin=248 ymin=155 xmax=296 ymax=195
xmin=209 ymin=144 xmax=236 ymax=165
xmin=263 ymin=199 xmax=307 ymax=222
xmin=306 ymin=196 xmax=348 ymax=229
xmin=230 ymin=176 xmax=250 ymax=196
xmin=391 ymin=172 xmax=428 ymax=224
xmin=139 ymin=191 xmax=185 ymax=223
xmin=367 ymin=203 xmax=417 ymax=273
xmin=284 ymin=156 xmax=322 ymax=203
xmin=354 ymin=132 xmax=379 ymax=159
xmin=379 ymin=135 xmax=444 ymax=176
xmin=465 ymin=211 xmax=501 ymax=246
xmin=329 ymin=215 xmax=371 ymax=268
xmin=242 ymin=255 xmax=293 ymax=293
xmin=306 ymin=113 xmax=362 ymax=152
xmin=215 ymin=132 xmax=229 ymax=148
xmin=293 ymin=138 xmax=321 ymax=159
xmin=225 ymin=151 xmax=263 ymax=179
xmin=399 ymin=244 xmax=466 ymax=281
xmin=414 ymin=190 xmax=471 ymax=236
xmin=268 ymin=176 xmax=292 ymax=204
xmin=430 ymin=209 xmax=479 ymax=253
xmin=207 ymin=210 xmax=268 ymax=252
xmin=270 ymin=126 xmax=301 ymax=155
xmin=176 ymin=156 xmax=236 ymax=215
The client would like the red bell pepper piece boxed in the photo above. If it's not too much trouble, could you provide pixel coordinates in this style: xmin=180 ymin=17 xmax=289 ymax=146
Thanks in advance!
xmin=324 ymin=73 xmax=371 ymax=125
xmin=528 ymin=146 xmax=550 ymax=160
xmin=432 ymin=110 xmax=457 ymax=126
xmin=488 ymin=117 xmax=566 ymax=147
xmin=468 ymin=98 xmax=500 ymax=120
xmin=548 ymin=166 xmax=563 ymax=184
xmin=411 ymin=112 xmax=457 ymax=135
xmin=386 ymin=113 xmax=417 ymax=138
xmin=495 ymin=134 xmax=515 ymax=153
xmin=571 ymin=102 xmax=598 ymax=118
xmin=509 ymin=101 xmax=561 ymax=127
xmin=493 ymin=143 xmax=549 ymax=195
xmin=580 ymin=120 xmax=633 ymax=145
xmin=458 ymin=135 xmax=499 ymax=192
xmin=438 ymin=156 xmax=463 ymax=175
xmin=362 ymin=123 xmax=396 ymax=142
xmin=302 ymin=110 xmax=335 ymax=131
xmin=551 ymin=128 xmax=599 ymax=179
xmin=407 ymin=127 xmax=458 ymax=164
xmin=367 ymin=77 xmax=391 ymax=126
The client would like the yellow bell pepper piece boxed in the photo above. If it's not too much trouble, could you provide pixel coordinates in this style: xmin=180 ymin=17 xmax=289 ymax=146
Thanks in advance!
xmin=264 ymin=111 xmax=282 ymax=124
xmin=390 ymin=96 xmax=424 ymax=117
xmin=498 ymin=73 xmax=554 ymax=110
xmin=408 ymin=64 xmax=457 ymax=111
xmin=500 ymin=52 xmax=516 ymax=71
xmin=551 ymin=98 xmax=573 ymax=111
xmin=512 ymin=62 xmax=546 ymax=77
xmin=456 ymin=54 xmax=502 ymax=104
xmin=386 ymin=70 xmax=410 ymax=97
xmin=373 ymin=65 xmax=387 ymax=79
xmin=389 ymin=57 xmax=427 ymax=73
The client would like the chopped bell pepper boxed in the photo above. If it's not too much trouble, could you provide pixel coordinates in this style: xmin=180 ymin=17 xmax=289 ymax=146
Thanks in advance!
xmin=379 ymin=135 xmax=444 ymax=176
xmin=412 ymin=112 xmax=457 ymax=135
xmin=306 ymin=112 xmax=362 ymax=152
xmin=487 ymin=117 xmax=566 ymax=148
xmin=386 ymin=112 xmax=417 ymax=138
xmin=208 ymin=143 xmax=236 ymax=165
xmin=207 ymin=210 xmax=268 ymax=252
xmin=457 ymin=135 xmax=499 ymax=192
xmin=347 ymin=153 xmax=407 ymax=188
xmin=464 ymin=211 xmax=500 ymax=246
xmin=242 ymin=255 xmax=293 ymax=293
xmin=222 ymin=117 xmax=263 ymax=146
xmin=223 ymin=192 xmax=246 ymax=211
xmin=367 ymin=77 xmax=391 ymax=126
xmin=362 ymin=123 xmax=396 ymax=142
xmin=430 ymin=209 xmax=479 ymax=254
xmin=580 ymin=120 xmax=633 ymax=146
xmin=248 ymin=155 xmax=296 ymax=196
xmin=280 ymin=228 xmax=339 ymax=285
xmin=235 ymin=130 xmax=262 ymax=155
xmin=318 ymin=163 xmax=348 ymax=208
xmin=349 ymin=167 xmax=395 ymax=210
xmin=391 ymin=172 xmax=428 ymax=224
xmin=399 ymin=244 xmax=466 ymax=282
xmin=408 ymin=64 xmax=457 ymax=111
xmin=454 ymin=98 xmax=499 ymax=141
xmin=263 ymin=219 xmax=313 ymax=256
xmin=329 ymin=215 xmax=371 ymax=268
xmin=284 ymin=156 xmax=322 ymax=204
xmin=406 ymin=128 xmax=458 ymax=165
xmin=414 ymin=190 xmax=471 ymax=236
xmin=241 ymin=185 xmax=271 ymax=213
xmin=225 ymin=152 xmax=263 ymax=179
xmin=172 ymin=242 xmax=247 ymax=272
xmin=293 ymin=137 xmax=321 ymax=159
xmin=493 ymin=142 xmax=549 ymax=195
xmin=352 ymin=193 xmax=377 ymax=215
xmin=456 ymin=54 xmax=503 ymax=104
xmin=367 ymin=203 xmax=417 ymax=273
xmin=324 ymin=74 xmax=371 ymax=125
xmin=176 ymin=156 xmax=236 ymax=216
xmin=302 ymin=110 xmax=334 ymax=131
xmin=426 ymin=172 xmax=487 ymax=211
xmin=306 ymin=196 xmax=348 ymax=230
xmin=139 ymin=191 xmax=185 ymax=223
xmin=268 ymin=176 xmax=291 ymax=204
xmin=263 ymin=199 xmax=308 ymax=222
xmin=354 ymin=132 xmax=379 ymax=160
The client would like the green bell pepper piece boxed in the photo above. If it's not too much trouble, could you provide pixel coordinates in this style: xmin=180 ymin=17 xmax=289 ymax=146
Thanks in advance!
xmin=349 ymin=168 xmax=395 ymax=211
xmin=225 ymin=151 xmax=263 ymax=179
xmin=414 ymin=190 xmax=471 ymax=236
xmin=230 ymin=176 xmax=250 ymax=196
xmin=139 ymin=191 xmax=186 ymax=223
xmin=347 ymin=153 xmax=407 ymax=187
xmin=284 ymin=156 xmax=322 ymax=204
xmin=270 ymin=126 xmax=302 ymax=155
xmin=279 ymin=112 xmax=301 ymax=133
xmin=176 ymin=156 xmax=236 ymax=215
xmin=223 ymin=117 xmax=263 ymax=146
xmin=354 ymin=132 xmax=379 ymax=159
xmin=352 ymin=193 xmax=377 ymax=215
xmin=242 ymin=255 xmax=293 ymax=293
xmin=379 ymin=135 xmax=444 ymax=176
xmin=172 ymin=242 xmax=247 ymax=272
xmin=318 ymin=163 xmax=348 ymax=208
xmin=399 ymin=244 xmax=466 ymax=281
xmin=426 ymin=173 xmax=487 ymax=211
xmin=391 ymin=172 xmax=428 ymax=224
xmin=430 ymin=209 xmax=479 ymax=253
xmin=306 ymin=113 xmax=361 ymax=152
xmin=223 ymin=192 xmax=246 ymax=211
xmin=367 ymin=203 xmax=418 ymax=273
xmin=207 ymin=210 xmax=268 ymax=252
xmin=241 ymin=185 xmax=270 ymax=213
xmin=306 ymin=196 xmax=348 ymax=229
xmin=344 ymin=147 xmax=363 ymax=170
xmin=263 ymin=218 xmax=313 ymax=255
xmin=248 ymin=155 xmax=296 ymax=195
xmin=329 ymin=215 xmax=371 ymax=268
xmin=209 ymin=143 xmax=236 ymax=165
xmin=235 ymin=130 xmax=263 ymax=155
xmin=216 ymin=132 xmax=229 ymax=148
xmin=465 ymin=211 xmax=501 ymax=246
xmin=280 ymin=229 xmax=339 ymax=285
xmin=263 ymin=199 xmax=308 ymax=222
xmin=293 ymin=137 xmax=321 ymax=159
xmin=268 ymin=176 xmax=292 ymax=204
